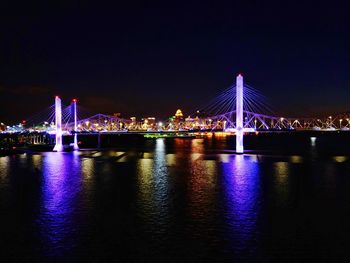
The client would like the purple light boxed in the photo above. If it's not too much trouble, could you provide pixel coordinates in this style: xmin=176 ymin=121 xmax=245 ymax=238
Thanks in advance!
xmin=222 ymin=155 xmax=261 ymax=249
xmin=236 ymin=74 xmax=244 ymax=153
xmin=53 ymin=96 xmax=63 ymax=152
xmin=38 ymin=153 xmax=82 ymax=257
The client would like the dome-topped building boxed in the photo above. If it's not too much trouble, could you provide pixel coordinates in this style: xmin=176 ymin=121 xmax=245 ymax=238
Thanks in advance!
xmin=175 ymin=109 xmax=183 ymax=118
xmin=173 ymin=109 xmax=184 ymax=123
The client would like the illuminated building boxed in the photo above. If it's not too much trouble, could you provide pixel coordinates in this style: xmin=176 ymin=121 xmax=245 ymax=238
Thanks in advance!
xmin=141 ymin=117 xmax=156 ymax=130
xmin=0 ymin=122 xmax=5 ymax=132
xmin=175 ymin=109 xmax=183 ymax=119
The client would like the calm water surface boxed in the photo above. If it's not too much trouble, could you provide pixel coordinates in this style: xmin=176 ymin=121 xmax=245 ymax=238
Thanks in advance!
xmin=1 ymin=135 xmax=350 ymax=262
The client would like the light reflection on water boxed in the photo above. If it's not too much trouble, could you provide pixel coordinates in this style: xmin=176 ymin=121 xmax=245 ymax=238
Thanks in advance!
xmin=1 ymin=137 xmax=350 ymax=261
xmin=188 ymin=157 xmax=217 ymax=222
xmin=32 ymin=154 xmax=42 ymax=169
xmin=81 ymin=157 xmax=95 ymax=215
xmin=136 ymin=139 xmax=170 ymax=238
xmin=0 ymin=156 xmax=10 ymax=182
xmin=187 ymin=139 xmax=217 ymax=226
xmin=274 ymin=162 xmax=290 ymax=206
xmin=222 ymin=155 xmax=261 ymax=255
xmin=38 ymin=152 xmax=83 ymax=257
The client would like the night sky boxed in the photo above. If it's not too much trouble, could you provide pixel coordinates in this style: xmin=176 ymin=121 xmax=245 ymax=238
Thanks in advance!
xmin=1 ymin=1 xmax=349 ymax=124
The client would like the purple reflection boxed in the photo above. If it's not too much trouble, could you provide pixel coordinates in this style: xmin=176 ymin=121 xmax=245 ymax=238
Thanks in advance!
xmin=38 ymin=152 xmax=82 ymax=258
xmin=221 ymin=155 xmax=261 ymax=252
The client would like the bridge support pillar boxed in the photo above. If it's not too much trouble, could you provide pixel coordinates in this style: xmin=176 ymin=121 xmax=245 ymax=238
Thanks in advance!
xmin=53 ymin=96 xmax=64 ymax=152
xmin=72 ymin=99 xmax=79 ymax=150
xmin=236 ymin=74 xmax=244 ymax=153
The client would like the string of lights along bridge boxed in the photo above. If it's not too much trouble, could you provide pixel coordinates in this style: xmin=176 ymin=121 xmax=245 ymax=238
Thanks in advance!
xmin=1 ymin=74 xmax=350 ymax=153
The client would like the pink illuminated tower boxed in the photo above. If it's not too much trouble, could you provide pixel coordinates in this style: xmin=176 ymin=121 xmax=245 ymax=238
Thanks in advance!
xmin=236 ymin=74 xmax=244 ymax=153
xmin=53 ymin=96 xmax=63 ymax=152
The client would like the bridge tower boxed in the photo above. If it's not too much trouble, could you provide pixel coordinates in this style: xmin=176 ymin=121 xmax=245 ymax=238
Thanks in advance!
xmin=53 ymin=96 xmax=64 ymax=152
xmin=236 ymin=74 xmax=244 ymax=153
xmin=71 ymin=99 xmax=79 ymax=150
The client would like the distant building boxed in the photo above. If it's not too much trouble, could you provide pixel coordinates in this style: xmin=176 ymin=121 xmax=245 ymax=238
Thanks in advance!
xmin=141 ymin=117 xmax=156 ymax=130
xmin=174 ymin=109 xmax=184 ymax=122
xmin=0 ymin=122 xmax=5 ymax=132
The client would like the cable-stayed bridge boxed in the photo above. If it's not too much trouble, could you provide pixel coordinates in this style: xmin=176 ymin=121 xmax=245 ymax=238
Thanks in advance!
xmin=1 ymin=74 xmax=350 ymax=152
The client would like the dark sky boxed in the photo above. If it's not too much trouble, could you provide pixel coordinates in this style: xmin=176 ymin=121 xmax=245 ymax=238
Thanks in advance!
xmin=1 ymin=1 xmax=349 ymax=124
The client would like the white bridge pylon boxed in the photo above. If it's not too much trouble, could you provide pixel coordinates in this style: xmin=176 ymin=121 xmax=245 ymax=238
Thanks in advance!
xmin=72 ymin=99 xmax=79 ymax=150
xmin=53 ymin=96 xmax=63 ymax=152
xmin=53 ymin=96 xmax=79 ymax=152
xmin=222 ymin=74 xmax=245 ymax=153
xmin=236 ymin=74 xmax=244 ymax=153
